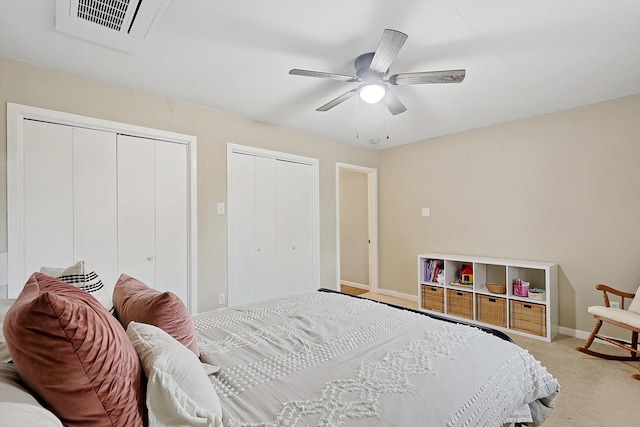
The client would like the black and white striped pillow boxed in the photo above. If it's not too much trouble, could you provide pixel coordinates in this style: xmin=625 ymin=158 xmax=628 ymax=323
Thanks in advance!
xmin=40 ymin=261 xmax=115 ymax=315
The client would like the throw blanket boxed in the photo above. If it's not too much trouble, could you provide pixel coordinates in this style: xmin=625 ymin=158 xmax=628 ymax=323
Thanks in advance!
xmin=193 ymin=292 xmax=559 ymax=426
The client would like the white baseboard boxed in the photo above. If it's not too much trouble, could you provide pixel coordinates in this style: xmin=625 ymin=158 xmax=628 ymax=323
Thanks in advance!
xmin=375 ymin=288 xmax=419 ymax=303
xmin=558 ymin=326 xmax=622 ymax=348
xmin=558 ymin=326 xmax=591 ymax=340
xmin=340 ymin=280 xmax=369 ymax=290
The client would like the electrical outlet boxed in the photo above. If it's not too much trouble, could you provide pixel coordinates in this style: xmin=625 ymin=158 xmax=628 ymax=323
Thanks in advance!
xmin=610 ymin=301 xmax=620 ymax=309
xmin=218 ymin=293 xmax=226 ymax=305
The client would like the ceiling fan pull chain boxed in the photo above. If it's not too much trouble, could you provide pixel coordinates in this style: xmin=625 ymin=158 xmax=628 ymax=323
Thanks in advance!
xmin=356 ymin=92 xmax=360 ymax=139
xmin=386 ymin=91 xmax=390 ymax=139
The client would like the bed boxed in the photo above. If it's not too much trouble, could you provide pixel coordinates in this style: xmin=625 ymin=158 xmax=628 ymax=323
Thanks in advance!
xmin=2 ymin=273 xmax=559 ymax=427
xmin=194 ymin=289 xmax=559 ymax=426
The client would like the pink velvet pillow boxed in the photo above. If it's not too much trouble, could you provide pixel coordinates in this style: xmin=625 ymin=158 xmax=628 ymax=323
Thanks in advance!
xmin=2 ymin=273 xmax=146 ymax=427
xmin=112 ymin=274 xmax=199 ymax=356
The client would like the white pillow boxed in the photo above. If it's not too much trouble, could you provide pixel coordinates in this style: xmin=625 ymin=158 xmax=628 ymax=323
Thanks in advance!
xmin=628 ymin=286 xmax=640 ymax=314
xmin=0 ymin=402 xmax=63 ymax=427
xmin=0 ymin=363 xmax=63 ymax=426
xmin=40 ymin=261 xmax=114 ymax=314
xmin=126 ymin=321 xmax=223 ymax=427
xmin=1 ymin=299 xmax=16 ymax=363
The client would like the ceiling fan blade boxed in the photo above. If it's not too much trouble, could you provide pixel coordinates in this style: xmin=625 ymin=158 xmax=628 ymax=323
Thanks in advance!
xmin=316 ymin=89 xmax=358 ymax=112
xmin=386 ymin=90 xmax=407 ymax=115
xmin=389 ymin=69 xmax=466 ymax=85
xmin=369 ymin=29 xmax=408 ymax=74
xmin=289 ymin=69 xmax=359 ymax=82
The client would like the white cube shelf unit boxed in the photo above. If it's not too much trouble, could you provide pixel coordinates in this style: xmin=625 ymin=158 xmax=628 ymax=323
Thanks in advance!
xmin=418 ymin=253 xmax=558 ymax=342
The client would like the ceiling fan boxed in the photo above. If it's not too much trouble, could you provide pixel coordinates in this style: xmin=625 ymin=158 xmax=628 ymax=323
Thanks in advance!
xmin=289 ymin=29 xmax=465 ymax=115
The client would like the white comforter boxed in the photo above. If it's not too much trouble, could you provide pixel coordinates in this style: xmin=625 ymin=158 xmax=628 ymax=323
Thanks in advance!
xmin=193 ymin=292 xmax=559 ymax=426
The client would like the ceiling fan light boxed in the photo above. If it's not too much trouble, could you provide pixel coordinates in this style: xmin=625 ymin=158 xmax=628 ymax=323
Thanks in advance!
xmin=359 ymin=83 xmax=386 ymax=104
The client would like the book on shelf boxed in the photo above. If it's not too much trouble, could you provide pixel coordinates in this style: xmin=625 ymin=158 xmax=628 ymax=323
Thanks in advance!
xmin=423 ymin=259 xmax=444 ymax=283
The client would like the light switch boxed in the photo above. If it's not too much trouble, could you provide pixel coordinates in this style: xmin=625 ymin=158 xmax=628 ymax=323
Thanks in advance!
xmin=421 ymin=208 xmax=430 ymax=217
xmin=217 ymin=202 xmax=225 ymax=214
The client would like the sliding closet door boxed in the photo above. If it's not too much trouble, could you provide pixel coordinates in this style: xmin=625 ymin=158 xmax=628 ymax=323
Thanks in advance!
xmin=254 ymin=156 xmax=277 ymax=302
xmin=73 ymin=128 xmax=118 ymax=288
xmin=228 ymin=153 xmax=279 ymax=306
xmin=8 ymin=104 xmax=197 ymax=308
xmin=155 ymin=141 xmax=189 ymax=302
xmin=22 ymin=120 xmax=74 ymax=274
xmin=20 ymin=129 xmax=185 ymax=293
xmin=22 ymin=121 xmax=118 ymax=286
xmin=276 ymin=160 xmax=314 ymax=296
xmin=117 ymin=135 xmax=156 ymax=286
xmin=228 ymin=152 xmax=258 ymax=306
xmin=228 ymin=147 xmax=318 ymax=307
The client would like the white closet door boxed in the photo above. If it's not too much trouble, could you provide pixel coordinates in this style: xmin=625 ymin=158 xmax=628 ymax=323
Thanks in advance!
xmin=228 ymin=152 xmax=257 ymax=306
xmin=276 ymin=160 xmax=314 ymax=296
xmin=117 ymin=135 xmax=156 ymax=286
xmin=228 ymin=148 xmax=318 ymax=306
xmin=73 ymin=128 xmax=118 ymax=289
xmin=23 ymin=120 xmax=74 ymax=276
xmin=9 ymin=105 xmax=197 ymax=305
xmin=155 ymin=141 xmax=188 ymax=301
xmin=254 ymin=156 xmax=277 ymax=302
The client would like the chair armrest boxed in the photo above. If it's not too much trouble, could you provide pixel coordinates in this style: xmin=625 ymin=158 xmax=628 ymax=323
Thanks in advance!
xmin=595 ymin=284 xmax=637 ymax=309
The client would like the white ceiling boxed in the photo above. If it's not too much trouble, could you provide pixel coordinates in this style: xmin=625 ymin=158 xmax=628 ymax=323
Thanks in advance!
xmin=1 ymin=1 xmax=639 ymax=149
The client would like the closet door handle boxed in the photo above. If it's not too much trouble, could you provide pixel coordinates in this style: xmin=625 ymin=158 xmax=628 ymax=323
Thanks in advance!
xmin=147 ymin=256 xmax=154 ymax=261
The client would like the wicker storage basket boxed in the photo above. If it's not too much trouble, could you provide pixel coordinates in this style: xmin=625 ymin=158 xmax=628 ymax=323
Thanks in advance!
xmin=477 ymin=294 xmax=507 ymax=327
xmin=510 ymin=300 xmax=546 ymax=336
xmin=447 ymin=289 xmax=473 ymax=319
xmin=485 ymin=282 xmax=506 ymax=294
xmin=421 ymin=285 xmax=444 ymax=313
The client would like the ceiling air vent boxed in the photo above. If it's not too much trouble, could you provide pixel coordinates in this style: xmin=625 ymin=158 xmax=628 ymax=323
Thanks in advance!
xmin=55 ymin=0 xmax=171 ymax=54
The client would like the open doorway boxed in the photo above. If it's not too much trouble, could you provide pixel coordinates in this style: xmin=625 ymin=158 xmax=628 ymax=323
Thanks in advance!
xmin=336 ymin=163 xmax=378 ymax=295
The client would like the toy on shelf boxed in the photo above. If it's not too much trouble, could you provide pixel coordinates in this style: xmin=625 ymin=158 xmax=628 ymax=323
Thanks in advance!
xmin=451 ymin=264 xmax=474 ymax=288
xmin=460 ymin=264 xmax=473 ymax=285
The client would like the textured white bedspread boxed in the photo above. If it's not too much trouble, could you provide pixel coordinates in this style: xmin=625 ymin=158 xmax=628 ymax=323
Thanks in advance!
xmin=193 ymin=292 xmax=559 ymax=426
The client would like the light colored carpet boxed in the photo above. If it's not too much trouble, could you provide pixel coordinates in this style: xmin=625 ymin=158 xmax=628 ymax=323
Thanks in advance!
xmin=359 ymin=292 xmax=640 ymax=426
xmin=510 ymin=334 xmax=639 ymax=426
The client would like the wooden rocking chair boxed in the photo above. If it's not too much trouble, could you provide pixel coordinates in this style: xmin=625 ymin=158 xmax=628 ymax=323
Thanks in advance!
xmin=576 ymin=284 xmax=640 ymax=380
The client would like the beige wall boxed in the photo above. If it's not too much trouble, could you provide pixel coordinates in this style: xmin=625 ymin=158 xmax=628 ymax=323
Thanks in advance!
xmin=339 ymin=169 xmax=369 ymax=286
xmin=2 ymin=56 xmax=638 ymax=336
xmin=0 ymin=57 xmax=379 ymax=311
xmin=378 ymin=93 xmax=640 ymax=335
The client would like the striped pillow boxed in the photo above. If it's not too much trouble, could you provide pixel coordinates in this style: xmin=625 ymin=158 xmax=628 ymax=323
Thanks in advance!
xmin=40 ymin=261 xmax=114 ymax=315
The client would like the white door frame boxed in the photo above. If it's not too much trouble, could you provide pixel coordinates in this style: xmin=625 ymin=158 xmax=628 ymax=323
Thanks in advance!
xmin=227 ymin=143 xmax=321 ymax=305
xmin=7 ymin=103 xmax=198 ymax=313
xmin=336 ymin=163 xmax=379 ymax=293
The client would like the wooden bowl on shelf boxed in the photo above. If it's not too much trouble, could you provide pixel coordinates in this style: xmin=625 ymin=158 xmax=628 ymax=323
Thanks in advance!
xmin=485 ymin=283 xmax=506 ymax=294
